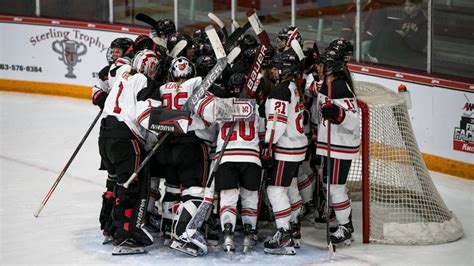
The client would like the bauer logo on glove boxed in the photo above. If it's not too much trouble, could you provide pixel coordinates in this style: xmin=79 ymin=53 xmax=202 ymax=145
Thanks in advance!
xmin=148 ymin=107 xmax=191 ymax=134
xmin=321 ymin=102 xmax=345 ymax=124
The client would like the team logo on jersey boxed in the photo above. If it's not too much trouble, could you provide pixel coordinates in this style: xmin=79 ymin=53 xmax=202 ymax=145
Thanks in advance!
xmin=453 ymin=94 xmax=473 ymax=153
xmin=52 ymin=39 xmax=87 ymax=78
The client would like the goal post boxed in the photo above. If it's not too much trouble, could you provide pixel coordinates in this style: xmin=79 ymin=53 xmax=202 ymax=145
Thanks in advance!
xmin=348 ymin=81 xmax=464 ymax=244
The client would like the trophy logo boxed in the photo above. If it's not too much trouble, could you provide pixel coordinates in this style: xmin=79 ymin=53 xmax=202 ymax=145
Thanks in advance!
xmin=52 ymin=40 xmax=87 ymax=78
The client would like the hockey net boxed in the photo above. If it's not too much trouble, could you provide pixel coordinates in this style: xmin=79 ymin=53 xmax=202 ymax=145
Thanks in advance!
xmin=346 ymin=81 xmax=463 ymax=244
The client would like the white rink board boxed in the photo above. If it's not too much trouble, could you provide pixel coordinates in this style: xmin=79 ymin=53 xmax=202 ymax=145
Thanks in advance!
xmin=353 ymin=73 xmax=473 ymax=165
xmin=0 ymin=22 xmax=139 ymax=86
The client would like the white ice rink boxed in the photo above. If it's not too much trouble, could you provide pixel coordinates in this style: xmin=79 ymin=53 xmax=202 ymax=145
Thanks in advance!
xmin=1 ymin=92 xmax=473 ymax=265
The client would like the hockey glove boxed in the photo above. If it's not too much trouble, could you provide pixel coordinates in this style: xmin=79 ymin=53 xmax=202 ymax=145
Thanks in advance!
xmin=259 ymin=141 xmax=274 ymax=169
xmin=321 ymin=102 xmax=345 ymax=124
xmin=93 ymin=91 xmax=107 ymax=110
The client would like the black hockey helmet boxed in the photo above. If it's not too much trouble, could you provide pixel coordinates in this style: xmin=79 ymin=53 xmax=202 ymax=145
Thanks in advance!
xmin=195 ymin=55 xmax=217 ymax=76
xmin=277 ymin=26 xmax=302 ymax=51
xmin=133 ymin=35 xmax=155 ymax=52
xmin=193 ymin=29 xmax=209 ymax=45
xmin=262 ymin=44 xmax=275 ymax=68
xmin=155 ymin=19 xmax=176 ymax=38
xmin=240 ymin=34 xmax=258 ymax=51
xmin=107 ymin=37 xmax=134 ymax=64
xmin=242 ymin=47 xmax=257 ymax=66
xmin=226 ymin=72 xmax=246 ymax=97
xmin=329 ymin=38 xmax=353 ymax=63
xmin=270 ymin=49 xmax=301 ymax=82
xmin=322 ymin=49 xmax=345 ymax=75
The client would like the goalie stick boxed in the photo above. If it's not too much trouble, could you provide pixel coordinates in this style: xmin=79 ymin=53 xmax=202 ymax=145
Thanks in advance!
xmin=244 ymin=9 xmax=271 ymax=97
xmin=122 ymin=26 xmax=240 ymax=189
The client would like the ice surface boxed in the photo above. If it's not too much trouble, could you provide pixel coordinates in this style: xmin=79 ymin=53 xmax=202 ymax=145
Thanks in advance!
xmin=1 ymin=92 xmax=472 ymax=265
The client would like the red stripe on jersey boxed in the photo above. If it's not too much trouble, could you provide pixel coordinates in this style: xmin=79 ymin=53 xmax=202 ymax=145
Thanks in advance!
xmin=268 ymin=114 xmax=288 ymax=123
xmin=197 ymin=96 xmax=215 ymax=118
xmin=316 ymin=144 xmax=360 ymax=154
xmin=137 ymin=108 xmax=151 ymax=123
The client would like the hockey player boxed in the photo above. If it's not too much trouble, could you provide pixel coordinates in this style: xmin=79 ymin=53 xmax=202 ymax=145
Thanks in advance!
xmin=276 ymin=26 xmax=303 ymax=52
xmin=194 ymin=72 xmax=262 ymax=253
xmin=261 ymin=49 xmax=308 ymax=255
xmin=315 ymin=48 xmax=360 ymax=246
xmin=98 ymin=49 xmax=162 ymax=254
xmin=152 ymin=57 xmax=211 ymax=250
xmin=93 ymin=37 xmax=134 ymax=242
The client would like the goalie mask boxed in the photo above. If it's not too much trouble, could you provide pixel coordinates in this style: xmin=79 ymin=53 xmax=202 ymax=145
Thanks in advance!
xmin=106 ymin=37 xmax=133 ymax=64
xmin=226 ymin=72 xmax=246 ymax=97
xmin=322 ymin=49 xmax=345 ymax=75
xmin=276 ymin=26 xmax=302 ymax=51
xmin=270 ymin=50 xmax=301 ymax=83
xmin=169 ymin=57 xmax=196 ymax=81
xmin=132 ymin=50 xmax=160 ymax=79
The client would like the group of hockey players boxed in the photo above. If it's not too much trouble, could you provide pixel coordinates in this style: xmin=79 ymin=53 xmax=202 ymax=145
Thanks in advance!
xmin=91 ymin=14 xmax=360 ymax=256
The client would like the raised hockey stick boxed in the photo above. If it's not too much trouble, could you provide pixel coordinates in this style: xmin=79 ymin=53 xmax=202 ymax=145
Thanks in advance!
xmin=168 ymin=40 xmax=187 ymax=58
xmin=135 ymin=13 xmax=158 ymax=31
xmin=34 ymin=110 xmax=103 ymax=217
xmin=122 ymin=26 xmax=240 ymax=189
xmin=326 ymin=81 xmax=336 ymax=256
xmin=208 ymin=12 xmax=228 ymax=40
xmin=223 ymin=21 xmax=251 ymax=52
xmin=245 ymin=9 xmax=271 ymax=97
xmin=291 ymin=39 xmax=306 ymax=62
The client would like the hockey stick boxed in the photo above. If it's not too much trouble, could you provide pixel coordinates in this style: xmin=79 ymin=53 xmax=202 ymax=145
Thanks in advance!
xmin=223 ymin=21 xmax=251 ymax=52
xmin=168 ymin=40 xmax=187 ymax=58
xmin=122 ymin=26 xmax=240 ymax=189
xmin=326 ymin=81 xmax=336 ymax=255
xmin=256 ymin=113 xmax=278 ymax=222
xmin=245 ymin=9 xmax=271 ymax=98
xmin=34 ymin=110 xmax=103 ymax=217
xmin=291 ymin=39 xmax=306 ymax=62
xmin=135 ymin=13 xmax=158 ymax=31
xmin=208 ymin=12 xmax=228 ymax=40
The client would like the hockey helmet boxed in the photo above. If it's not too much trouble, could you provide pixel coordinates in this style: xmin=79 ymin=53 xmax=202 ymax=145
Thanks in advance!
xmin=226 ymin=72 xmax=246 ymax=97
xmin=322 ymin=49 xmax=345 ymax=75
xmin=329 ymin=38 xmax=353 ymax=63
xmin=270 ymin=49 xmax=301 ymax=82
xmin=131 ymin=49 xmax=160 ymax=79
xmin=155 ymin=19 xmax=176 ymax=38
xmin=277 ymin=26 xmax=302 ymax=51
xmin=195 ymin=55 xmax=217 ymax=77
xmin=169 ymin=56 xmax=196 ymax=81
xmin=107 ymin=37 xmax=134 ymax=64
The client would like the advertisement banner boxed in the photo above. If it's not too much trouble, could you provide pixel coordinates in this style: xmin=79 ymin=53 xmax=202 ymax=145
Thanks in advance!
xmin=0 ymin=23 xmax=139 ymax=86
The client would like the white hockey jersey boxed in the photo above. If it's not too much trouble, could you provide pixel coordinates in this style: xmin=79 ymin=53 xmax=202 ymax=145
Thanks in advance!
xmin=102 ymin=64 xmax=161 ymax=150
xmin=159 ymin=77 xmax=216 ymax=142
xmin=315 ymin=78 xmax=360 ymax=160
xmin=195 ymin=94 xmax=262 ymax=166
xmin=92 ymin=58 xmax=131 ymax=104
xmin=265 ymin=80 xmax=308 ymax=162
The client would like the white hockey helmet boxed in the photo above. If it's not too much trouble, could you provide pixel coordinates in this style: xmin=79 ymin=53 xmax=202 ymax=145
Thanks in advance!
xmin=169 ymin=56 xmax=196 ymax=82
xmin=131 ymin=49 xmax=160 ymax=79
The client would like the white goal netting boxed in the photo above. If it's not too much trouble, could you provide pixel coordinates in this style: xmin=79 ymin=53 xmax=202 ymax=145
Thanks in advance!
xmin=346 ymin=81 xmax=463 ymax=244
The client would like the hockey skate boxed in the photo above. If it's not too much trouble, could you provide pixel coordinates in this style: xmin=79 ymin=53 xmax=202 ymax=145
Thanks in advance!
xmin=314 ymin=206 xmax=337 ymax=229
xmin=290 ymin=221 xmax=301 ymax=248
xmin=263 ymin=228 xmax=296 ymax=255
xmin=222 ymin=223 xmax=235 ymax=252
xmin=112 ymin=239 xmax=146 ymax=255
xmin=102 ymin=231 xmax=114 ymax=245
xmin=205 ymin=212 xmax=220 ymax=247
xmin=243 ymin=224 xmax=258 ymax=254
xmin=330 ymin=223 xmax=353 ymax=246
xmin=170 ymin=231 xmax=208 ymax=257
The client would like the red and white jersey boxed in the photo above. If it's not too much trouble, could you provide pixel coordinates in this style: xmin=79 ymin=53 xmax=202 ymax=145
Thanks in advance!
xmin=265 ymin=80 xmax=308 ymax=162
xmin=195 ymin=94 xmax=263 ymax=166
xmin=315 ymin=78 xmax=360 ymax=160
xmin=102 ymin=65 xmax=161 ymax=149
xmin=159 ymin=77 xmax=212 ymax=135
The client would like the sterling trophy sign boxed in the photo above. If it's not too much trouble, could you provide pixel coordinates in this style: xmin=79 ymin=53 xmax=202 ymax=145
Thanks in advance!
xmin=52 ymin=39 xmax=87 ymax=78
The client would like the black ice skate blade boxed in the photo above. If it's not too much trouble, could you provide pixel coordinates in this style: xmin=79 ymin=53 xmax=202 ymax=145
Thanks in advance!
xmin=294 ymin=239 xmax=301 ymax=249
xmin=102 ymin=237 xmax=114 ymax=245
xmin=112 ymin=246 xmax=146 ymax=255
xmin=169 ymin=240 xmax=203 ymax=257
xmin=264 ymin=246 xmax=296 ymax=255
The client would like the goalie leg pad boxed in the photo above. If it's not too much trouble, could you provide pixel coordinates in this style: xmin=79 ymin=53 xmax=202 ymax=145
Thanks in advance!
xmin=172 ymin=187 xmax=204 ymax=238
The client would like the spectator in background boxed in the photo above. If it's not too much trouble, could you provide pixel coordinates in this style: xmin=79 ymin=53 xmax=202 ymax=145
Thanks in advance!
xmin=367 ymin=0 xmax=427 ymax=70
xmin=340 ymin=0 xmax=388 ymax=60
